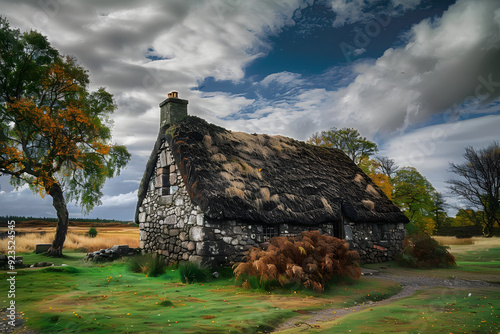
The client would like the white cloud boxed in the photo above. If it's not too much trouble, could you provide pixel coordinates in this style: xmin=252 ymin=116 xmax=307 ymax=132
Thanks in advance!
xmin=329 ymin=0 xmax=500 ymax=136
xmin=1 ymin=0 xmax=499 ymax=221
xmin=261 ymin=71 xmax=304 ymax=88
xmin=381 ymin=114 xmax=500 ymax=201
xmin=330 ymin=0 xmax=422 ymax=27
xmin=0 ymin=0 xmax=308 ymax=219
xmin=100 ymin=191 xmax=138 ymax=207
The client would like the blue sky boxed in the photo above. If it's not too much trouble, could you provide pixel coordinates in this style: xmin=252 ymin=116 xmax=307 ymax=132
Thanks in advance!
xmin=1 ymin=0 xmax=500 ymax=221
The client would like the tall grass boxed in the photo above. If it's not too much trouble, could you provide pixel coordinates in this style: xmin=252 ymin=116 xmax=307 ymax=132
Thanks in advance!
xmin=128 ymin=253 xmax=167 ymax=277
xmin=0 ymin=231 xmax=139 ymax=253
xmin=433 ymin=236 xmax=475 ymax=246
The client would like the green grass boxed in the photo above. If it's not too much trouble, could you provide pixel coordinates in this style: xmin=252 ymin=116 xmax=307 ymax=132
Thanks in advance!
xmin=454 ymin=246 xmax=500 ymax=262
xmin=2 ymin=260 xmax=294 ymax=333
xmin=2 ymin=251 xmax=400 ymax=333
xmin=18 ymin=251 xmax=88 ymax=267
xmin=4 ymin=244 xmax=499 ymax=333
xmin=315 ymin=287 xmax=500 ymax=333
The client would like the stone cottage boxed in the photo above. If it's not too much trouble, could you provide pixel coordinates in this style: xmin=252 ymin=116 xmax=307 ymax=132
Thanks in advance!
xmin=135 ymin=92 xmax=409 ymax=268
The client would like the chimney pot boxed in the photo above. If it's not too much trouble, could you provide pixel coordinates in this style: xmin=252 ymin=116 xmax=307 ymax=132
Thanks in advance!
xmin=159 ymin=91 xmax=188 ymax=128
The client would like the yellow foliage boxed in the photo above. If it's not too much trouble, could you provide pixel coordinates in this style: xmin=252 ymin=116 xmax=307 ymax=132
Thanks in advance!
xmin=368 ymin=172 xmax=392 ymax=199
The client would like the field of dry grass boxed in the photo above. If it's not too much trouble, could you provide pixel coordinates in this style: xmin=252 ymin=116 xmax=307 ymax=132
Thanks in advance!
xmin=433 ymin=236 xmax=475 ymax=246
xmin=433 ymin=235 xmax=500 ymax=253
xmin=0 ymin=224 xmax=139 ymax=253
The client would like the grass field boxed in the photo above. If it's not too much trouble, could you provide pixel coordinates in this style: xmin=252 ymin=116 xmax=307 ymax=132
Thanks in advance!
xmin=307 ymin=287 xmax=499 ymax=333
xmin=0 ymin=224 xmax=139 ymax=253
xmin=1 ymin=230 xmax=499 ymax=333
xmin=0 ymin=255 xmax=400 ymax=333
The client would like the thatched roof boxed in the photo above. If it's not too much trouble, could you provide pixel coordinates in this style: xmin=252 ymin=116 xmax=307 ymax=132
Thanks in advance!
xmin=137 ymin=116 xmax=408 ymax=226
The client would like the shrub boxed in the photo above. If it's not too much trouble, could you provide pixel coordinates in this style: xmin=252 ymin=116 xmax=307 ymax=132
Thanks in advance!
xmin=179 ymin=261 xmax=210 ymax=283
xmin=128 ymin=253 xmax=166 ymax=277
xmin=405 ymin=222 xmax=419 ymax=236
xmin=233 ymin=230 xmax=361 ymax=293
xmin=87 ymin=227 xmax=98 ymax=238
xmin=398 ymin=233 xmax=456 ymax=268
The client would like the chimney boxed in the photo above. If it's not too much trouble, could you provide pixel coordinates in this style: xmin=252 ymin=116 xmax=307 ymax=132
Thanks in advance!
xmin=159 ymin=91 xmax=188 ymax=128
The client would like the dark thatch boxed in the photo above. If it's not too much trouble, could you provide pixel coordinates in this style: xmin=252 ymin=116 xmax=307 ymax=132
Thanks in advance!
xmin=148 ymin=116 xmax=408 ymax=226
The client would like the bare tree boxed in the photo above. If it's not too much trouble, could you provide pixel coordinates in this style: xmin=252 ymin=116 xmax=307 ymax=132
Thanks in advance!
xmin=374 ymin=156 xmax=399 ymax=178
xmin=446 ymin=142 xmax=500 ymax=237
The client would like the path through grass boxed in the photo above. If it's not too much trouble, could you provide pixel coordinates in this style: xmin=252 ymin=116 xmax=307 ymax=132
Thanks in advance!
xmin=307 ymin=287 xmax=499 ymax=333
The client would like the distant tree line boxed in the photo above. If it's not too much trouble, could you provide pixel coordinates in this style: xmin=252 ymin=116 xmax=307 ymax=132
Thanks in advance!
xmin=0 ymin=215 xmax=129 ymax=224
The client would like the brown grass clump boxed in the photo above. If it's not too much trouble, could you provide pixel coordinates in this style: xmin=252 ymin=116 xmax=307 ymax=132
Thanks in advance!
xmin=354 ymin=174 xmax=364 ymax=184
xmin=361 ymin=199 xmax=375 ymax=211
xmin=365 ymin=184 xmax=380 ymax=197
xmin=225 ymin=187 xmax=245 ymax=198
xmin=321 ymin=197 xmax=334 ymax=214
xmin=233 ymin=230 xmax=360 ymax=293
xmin=211 ymin=153 xmax=227 ymax=163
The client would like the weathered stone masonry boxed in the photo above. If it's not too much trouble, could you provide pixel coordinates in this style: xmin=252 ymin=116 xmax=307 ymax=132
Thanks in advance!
xmin=137 ymin=137 xmax=406 ymax=266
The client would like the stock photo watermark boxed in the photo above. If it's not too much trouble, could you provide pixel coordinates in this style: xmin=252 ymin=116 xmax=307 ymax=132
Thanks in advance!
xmin=5 ymin=219 xmax=17 ymax=327
xmin=32 ymin=0 xmax=74 ymax=29
xmin=339 ymin=3 xmax=393 ymax=63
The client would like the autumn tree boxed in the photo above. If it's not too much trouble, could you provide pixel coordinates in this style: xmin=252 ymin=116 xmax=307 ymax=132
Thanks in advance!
xmin=358 ymin=157 xmax=392 ymax=199
xmin=392 ymin=167 xmax=436 ymax=234
xmin=307 ymin=127 xmax=378 ymax=165
xmin=0 ymin=18 xmax=130 ymax=256
xmin=447 ymin=142 xmax=500 ymax=237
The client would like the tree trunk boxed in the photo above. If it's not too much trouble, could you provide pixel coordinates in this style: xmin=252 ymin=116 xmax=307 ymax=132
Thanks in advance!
xmin=46 ymin=183 xmax=69 ymax=257
xmin=483 ymin=218 xmax=494 ymax=238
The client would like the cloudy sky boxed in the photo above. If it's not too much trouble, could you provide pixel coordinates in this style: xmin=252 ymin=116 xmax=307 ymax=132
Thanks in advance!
xmin=1 ymin=0 xmax=499 ymax=221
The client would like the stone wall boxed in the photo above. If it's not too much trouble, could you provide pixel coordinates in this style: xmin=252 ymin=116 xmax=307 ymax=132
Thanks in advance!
xmin=344 ymin=221 xmax=406 ymax=263
xmin=138 ymin=140 xmax=406 ymax=267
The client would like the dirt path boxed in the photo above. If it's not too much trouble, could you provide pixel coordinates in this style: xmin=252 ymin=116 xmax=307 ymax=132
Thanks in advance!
xmin=272 ymin=272 xmax=496 ymax=333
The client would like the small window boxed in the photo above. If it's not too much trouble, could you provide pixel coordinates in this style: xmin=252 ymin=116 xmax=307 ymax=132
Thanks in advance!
xmin=263 ymin=226 xmax=278 ymax=241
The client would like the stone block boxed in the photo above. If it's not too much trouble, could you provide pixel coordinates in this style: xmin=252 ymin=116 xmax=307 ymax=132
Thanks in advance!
xmin=170 ymin=186 xmax=179 ymax=194
xmin=182 ymin=253 xmax=190 ymax=261
xmin=159 ymin=195 xmax=173 ymax=205
xmin=169 ymin=229 xmax=180 ymax=237
xmin=187 ymin=241 xmax=196 ymax=251
xmin=179 ymin=232 xmax=187 ymax=242
xmin=165 ymin=215 xmax=176 ymax=225
xmin=110 ymin=245 xmax=129 ymax=253
xmin=155 ymin=174 xmax=169 ymax=188
xmin=157 ymin=188 xmax=169 ymax=196
xmin=138 ymin=212 xmax=146 ymax=223
xmin=196 ymin=214 xmax=204 ymax=226
xmin=189 ymin=226 xmax=205 ymax=242
xmin=169 ymin=173 xmax=177 ymax=185
xmin=170 ymin=165 xmax=176 ymax=173
xmin=156 ymin=167 xmax=168 ymax=176
xmin=159 ymin=151 xmax=168 ymax=167
xmin=35 ymin=243 xmax=52 ymax=254
xmin=189 ymin=255 xmax=203 ymax=266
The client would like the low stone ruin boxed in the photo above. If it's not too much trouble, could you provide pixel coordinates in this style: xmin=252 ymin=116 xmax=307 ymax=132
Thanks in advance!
xmin=84 ymin=245 xmax=140 ymax=262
